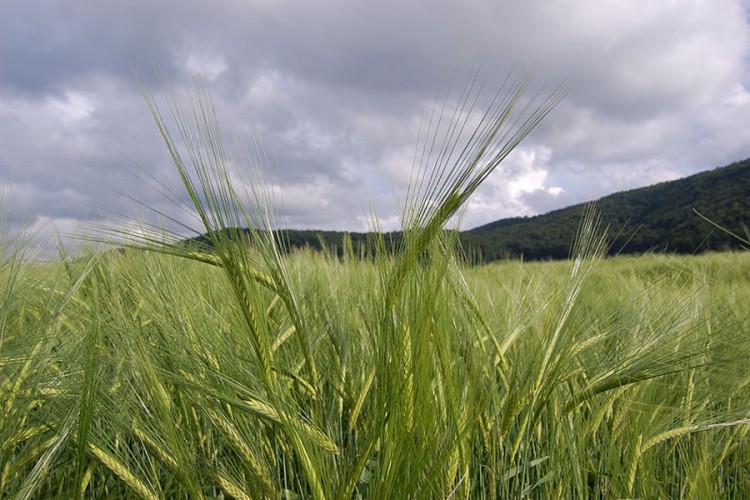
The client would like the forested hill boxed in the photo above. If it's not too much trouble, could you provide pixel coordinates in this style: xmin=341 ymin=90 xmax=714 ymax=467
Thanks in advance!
xmin=187 ymin=158 xmax=749 ymax=262
xmin=460 ymin=157 xmax=750 ymax=261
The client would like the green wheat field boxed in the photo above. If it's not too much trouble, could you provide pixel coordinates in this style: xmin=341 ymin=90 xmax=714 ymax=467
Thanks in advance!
xmin=2 ymin=73 xmax=749 ymax=498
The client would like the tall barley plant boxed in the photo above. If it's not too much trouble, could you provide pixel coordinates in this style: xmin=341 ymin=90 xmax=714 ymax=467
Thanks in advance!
xmin=1 ymin=68 xmax=748 ymax=498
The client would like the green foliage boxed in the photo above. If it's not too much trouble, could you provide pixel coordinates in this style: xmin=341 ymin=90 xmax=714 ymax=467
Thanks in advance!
xmin=2 ymin=73 xmax=749 ymax=498
xmin=2 ymin=238 xmax=750 ymax=498
xmin=463 ymin=158 xmax=750 ymax=261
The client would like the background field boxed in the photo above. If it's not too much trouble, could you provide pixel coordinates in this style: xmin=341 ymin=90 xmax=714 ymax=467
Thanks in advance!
xmin=2 ymin=236 xmax=749 ymax=498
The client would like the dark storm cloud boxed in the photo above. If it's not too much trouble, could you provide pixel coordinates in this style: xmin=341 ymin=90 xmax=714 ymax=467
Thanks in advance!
xmin=2 ymin=1 xmax=176 ymax=95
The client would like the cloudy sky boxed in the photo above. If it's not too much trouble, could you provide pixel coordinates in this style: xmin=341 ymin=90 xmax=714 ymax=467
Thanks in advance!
xmin=2 ymin=0 xmax=750 ymax=257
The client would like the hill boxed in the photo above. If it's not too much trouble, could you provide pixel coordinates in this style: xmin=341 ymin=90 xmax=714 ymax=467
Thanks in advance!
xmin=185 ymin=158 xmax=749 ymax=262
xmin=461 ymin=157 xmax=750 ymax=260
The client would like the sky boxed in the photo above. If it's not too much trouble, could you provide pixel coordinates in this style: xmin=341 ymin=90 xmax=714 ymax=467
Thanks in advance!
xmin=2 ymin=0 xmax=750 ymax=257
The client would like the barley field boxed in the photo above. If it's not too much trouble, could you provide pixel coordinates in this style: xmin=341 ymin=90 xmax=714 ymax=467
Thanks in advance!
xmin=2 ymin=230 xmax=749 ymax=498
xmin=2 ymin=75 xmax=749 ymax=498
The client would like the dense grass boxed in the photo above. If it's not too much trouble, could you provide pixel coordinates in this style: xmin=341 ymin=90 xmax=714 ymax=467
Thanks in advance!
xmin=3 ymin=72 xmax=749 ymax=498
xmin=2 ymin=242 xmax=750 ymax=498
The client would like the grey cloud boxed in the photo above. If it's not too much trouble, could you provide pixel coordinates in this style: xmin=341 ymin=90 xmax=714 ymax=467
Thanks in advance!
xmin=2 ymin=1 xmax=179 ymax=95
xmin=1 ymin=0 xmax=750 ymax=256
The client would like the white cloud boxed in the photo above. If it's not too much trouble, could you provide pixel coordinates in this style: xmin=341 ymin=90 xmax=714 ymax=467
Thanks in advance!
xmin=462 ymin=146 xmax=563 ymax=228
xmin=243 ymin=71 xmax=289 ymax=106
xmin=724 ymin=83 xmax=750 ymax=106
xmin=183 ymin=52 xmax=229 ymax=81
xmin=49 ymin=91 xmax=95 ymax=122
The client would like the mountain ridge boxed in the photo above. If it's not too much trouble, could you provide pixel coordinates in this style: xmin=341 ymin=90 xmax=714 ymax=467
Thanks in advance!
xmin=461 ymin=157 xmax=749 ymax=260
xmin=187 ymin=157 xmax=750 ymax=262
